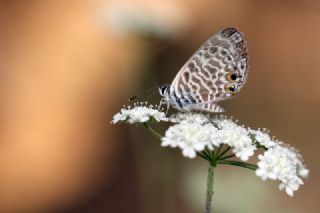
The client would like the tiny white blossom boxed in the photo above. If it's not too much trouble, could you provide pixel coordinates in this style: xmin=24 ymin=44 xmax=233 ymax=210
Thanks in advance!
xmin=298 ymin=164 xmax=309 ymax=178
xmin=256 ymin=145 xmax=308 ymax=196
xmin=213 ymin=118 xmax=256 ymax=161
xmin=169 ymin=113 xmax=210 ymax=124
xmin=249 ymin=129 xmax=276 ymax=148
xmin=111 ymin=102 xmax=167 ymax=124
xmin=279 ymin=176 xmax=303 ymax=197
xmin=161 ymin=122 xmax=217 ymax=158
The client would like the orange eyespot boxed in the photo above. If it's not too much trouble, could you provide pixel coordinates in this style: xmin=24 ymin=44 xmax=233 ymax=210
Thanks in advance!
xmin=225 ymin=84 xmax=237 ymax=94
xmin=227 ymin=72 xmax=238 ymax=82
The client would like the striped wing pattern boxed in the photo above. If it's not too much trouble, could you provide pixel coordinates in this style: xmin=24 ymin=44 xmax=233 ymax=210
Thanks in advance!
xmin=168 ymin=28 xmax=248 ymax=112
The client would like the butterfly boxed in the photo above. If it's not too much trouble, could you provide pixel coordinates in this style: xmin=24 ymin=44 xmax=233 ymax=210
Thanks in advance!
xmin=158 ymin=27 xmax=248 ymax=113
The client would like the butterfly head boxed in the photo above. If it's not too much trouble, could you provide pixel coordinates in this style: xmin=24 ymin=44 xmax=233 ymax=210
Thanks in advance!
xmin=158 ymin=84 xmax=170 ymax=97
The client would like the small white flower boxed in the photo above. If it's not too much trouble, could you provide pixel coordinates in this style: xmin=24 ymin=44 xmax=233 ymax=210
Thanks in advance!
xmin=161 ymin=122 xmax=217 ymax=158
xmin=249 ymin=129 xmax=276 ymax=148
xmin=111 ymin=102 xmax=168 ymax=124
xmin=298 ymin=164 xmax=309 ymax=178
xmin=256 ymin=144 xmax=308 ymax=196
xmin=169 ymin=113 xmax=210 ymax=124
xmin=213 ymin=118 xmax=256 ymax=161
xmin=112 ymin=111 xmax=127 ymax=123
xmin=279 ymin=176 xmax=303 ymax=197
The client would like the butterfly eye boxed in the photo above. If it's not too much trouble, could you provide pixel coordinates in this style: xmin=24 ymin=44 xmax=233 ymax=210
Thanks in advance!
xmin=161 ymin=86 xmax=166 ymax=94
xmin=227 ymin=73 xmax=238 ymax=82
xmin=225 ymin=84 xmax=237 ymax=94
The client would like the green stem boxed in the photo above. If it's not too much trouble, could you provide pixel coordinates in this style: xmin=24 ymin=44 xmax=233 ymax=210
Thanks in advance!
xmin=203 ymin=150 xmax=213 ymax=161
xmin=205 ymin=164 xmax=215 ymax=213
xmin=218 ymin=154 xmax=235 ymax=160
xmin=218 ymin=160 xmax=258 ymax=170
xmin=197 ymin=152 xmax=210 ymax=161
xmin=143 ymin=123 xmax=162 ymax=140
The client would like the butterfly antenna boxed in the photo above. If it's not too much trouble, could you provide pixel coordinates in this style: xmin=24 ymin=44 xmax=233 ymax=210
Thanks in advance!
xmin=128 ymin=85 xmax=159 ymax=102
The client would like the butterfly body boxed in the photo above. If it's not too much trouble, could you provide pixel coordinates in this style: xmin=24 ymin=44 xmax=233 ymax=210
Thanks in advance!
xmin=158 ymin=27 xmax=248 ymax=113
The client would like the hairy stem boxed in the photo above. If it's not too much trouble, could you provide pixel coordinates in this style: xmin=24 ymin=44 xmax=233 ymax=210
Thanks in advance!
xmin=205 ymin=164 xmax=215 ymax=213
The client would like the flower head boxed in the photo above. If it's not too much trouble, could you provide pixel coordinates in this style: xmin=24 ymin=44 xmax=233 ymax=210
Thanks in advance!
xmin=112 ymin=105 xmax=309 ymax=197
xmin=255 ymin=144 xmax=309 ymax=196
xmin=112 ymin=102 xmax=167 ymax=124
xmin=161 ymin=121 xmax=217 ymax=158
xmin=161 ymin=113 xmax=309 ymax=196
xmin=212 ymin=118 xmax=256 ymax=161
xmin=163 ymin=114 xmax=257 ymax=161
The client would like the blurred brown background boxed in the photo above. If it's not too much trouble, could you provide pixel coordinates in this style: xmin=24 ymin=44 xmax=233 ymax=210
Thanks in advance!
xmin=1 ymin=0 xmax=319 ymax=212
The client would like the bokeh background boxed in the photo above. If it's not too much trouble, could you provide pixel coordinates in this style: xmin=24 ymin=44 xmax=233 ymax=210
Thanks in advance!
xmin=1 ymin=0 xmax=319 ymax=212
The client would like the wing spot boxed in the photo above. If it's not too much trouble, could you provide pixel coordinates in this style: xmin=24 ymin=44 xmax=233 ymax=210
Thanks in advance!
xmin=203 ymin=70 xmax=210 ymax=78
xmin=192 ymin=85 xmax=198 ymax=90
xmin=206 ymin=80 xmax=213 ymax=87
xmin=209 ymin=47 xmax=218 ymax=54
xmin=183 ymin=71 xmax=190 ymax=82
xmin=221 ymin=50 xmax=227 ymax=55
xmin=208 ymin=59 xmax=222 ymax=69
xmin=191 ymin=75 xmax=201 ymax=84
xmin=188 ymin=61 xmax=195 ymax=69
xmin=204 ymin=65 xmax=219 ymax=76
xmin=194 ymin=57 xmax=202 ymax=67
xmin=184 ymin=86 xmax=191 ymax=93
xmin=189 ymin=65 xmax=200 ymax=73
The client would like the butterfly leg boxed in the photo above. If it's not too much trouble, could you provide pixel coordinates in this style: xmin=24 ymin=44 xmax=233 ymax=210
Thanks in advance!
xmin=179 ymin=105 xmax=193 ymax=114
xmin=166 ymin=102 xmax=170 ymax=114
xmin=158 ymin=98 xmax=165 ymax=110
xmin=158 ymin=98 xmax=170 ymax=114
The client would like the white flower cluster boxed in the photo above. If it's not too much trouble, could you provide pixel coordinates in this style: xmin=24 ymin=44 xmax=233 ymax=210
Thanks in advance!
xmin=256 ymin=145 xmax=308 ymax=197
xmin=112 ymin=106 xmax=309 ymax=196
xmin=161 ymin=113 xmax=309 ymax=196
xmin=163 ymin=114 xmax=256 ymax=161
xmin=213 ymin=118 xmax=256 ymax=161
xmin=111 ymin=102 xmax=167 ymax=124
xmin=162 ymin=121 xmax=217 ymax=158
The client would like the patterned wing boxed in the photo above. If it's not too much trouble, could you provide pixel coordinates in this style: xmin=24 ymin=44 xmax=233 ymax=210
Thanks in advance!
xmin=169 ymin=27 xmax=248 ymax=112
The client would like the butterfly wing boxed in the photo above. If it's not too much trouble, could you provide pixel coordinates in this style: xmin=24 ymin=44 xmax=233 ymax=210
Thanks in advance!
xmin=169 ymin=27 xmax=248 ymax=112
